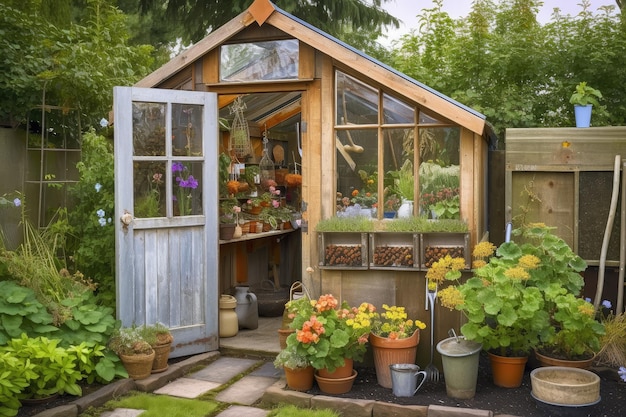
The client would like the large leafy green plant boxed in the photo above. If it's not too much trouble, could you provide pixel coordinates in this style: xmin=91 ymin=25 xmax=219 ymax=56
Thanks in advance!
xmin=437 ymin=224 xmax=604 ymax=358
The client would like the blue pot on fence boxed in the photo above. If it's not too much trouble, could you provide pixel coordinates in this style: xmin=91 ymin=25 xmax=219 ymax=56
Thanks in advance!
xmin=574 ymin=105 xmax=592 ymax=128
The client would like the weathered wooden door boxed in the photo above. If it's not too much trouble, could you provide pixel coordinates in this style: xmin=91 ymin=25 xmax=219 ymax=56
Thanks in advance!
xmin=113 ymin=87 xmax=219 ymax=357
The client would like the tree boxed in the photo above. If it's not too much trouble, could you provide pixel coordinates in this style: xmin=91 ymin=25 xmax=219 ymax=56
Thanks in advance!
xmin=389 ymin=0 xmax=626 ymax=142
xmin=0 ymin=0 xmax=155 ymax=128
xmin=137 ymin=0 xmax=399 ymax=51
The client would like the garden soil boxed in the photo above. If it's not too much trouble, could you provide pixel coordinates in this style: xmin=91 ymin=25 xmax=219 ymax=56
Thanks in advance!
xmin=17 ymin=352 xmax=625 ymax=417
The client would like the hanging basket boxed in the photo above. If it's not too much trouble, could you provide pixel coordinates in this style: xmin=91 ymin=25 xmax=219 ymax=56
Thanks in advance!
xmin=229 ymin=96 xmax=252 ymax=159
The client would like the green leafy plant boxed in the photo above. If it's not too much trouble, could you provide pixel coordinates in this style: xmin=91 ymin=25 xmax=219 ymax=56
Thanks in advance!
xmin=569 ymin=81 xmax=602 ymax=107
xmin=285 ymin=294 xmax=375 ymax=372
xmin=437 ymin=224 xmax=605 ymax=359
xmin=0 ymin=351 xmax=34 ymax=417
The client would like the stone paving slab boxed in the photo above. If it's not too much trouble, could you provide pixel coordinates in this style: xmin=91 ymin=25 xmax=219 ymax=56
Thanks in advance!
xmin=153 ymin=377 xmax=221 ymax=398
xmin=250 ymin=361 xmax=283 ymax=378
xmin=100 ymin=409 xmax=145 ymax=417
xmin=189 ymin=357 xmax=260 ymax=383
xmin=216 ymin=375 xmax=280 ymax=405
xmin=215 ymin=405 xmax=270 ymax=417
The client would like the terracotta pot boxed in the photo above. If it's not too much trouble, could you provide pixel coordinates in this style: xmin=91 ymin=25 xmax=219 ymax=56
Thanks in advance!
xmin=318 ymin=358 xmax=353 ymax=379
xmin=277 ymin=328 xmax=295 ymax=350
xmin=369 ymin=330 xmax=420 ymax=388
xmin=152 ymin=342 xmax=172 ymax=373
xmin=284 ymin=366 xmax=314 ymax=391
xmin=119 ymin=351 xmax=155 ymax=380
xmin=488 ymin=352 xmax=528 ymax=388
xmin=534 ymin=350 xmax=595 ymax=370
xmin=247 ymin=206 xmax=262 ymax=215
xmin=314 ymin=370 xmax=358 ymax=394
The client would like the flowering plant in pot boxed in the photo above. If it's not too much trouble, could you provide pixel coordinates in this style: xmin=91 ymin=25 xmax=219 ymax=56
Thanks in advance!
xmin=285 ymin=294 xmax=375 ymax=374
xmin=368 ymin=304 xmax=427 ymax=388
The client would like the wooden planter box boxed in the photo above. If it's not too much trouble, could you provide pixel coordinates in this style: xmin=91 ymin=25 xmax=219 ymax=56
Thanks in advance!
xmin=420 ymin=232 xmax=470 ymax=270
xmin=318 ymin=232 xmax=368 ymax=269
xmin=369 ymin=232 xmax=419 ymax=270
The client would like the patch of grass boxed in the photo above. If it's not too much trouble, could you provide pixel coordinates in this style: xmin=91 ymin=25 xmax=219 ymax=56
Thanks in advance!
xmin=268 ymin=404 xmax=340 ymax=417
xmin=106 ymin=392 xmax=219 ymax=417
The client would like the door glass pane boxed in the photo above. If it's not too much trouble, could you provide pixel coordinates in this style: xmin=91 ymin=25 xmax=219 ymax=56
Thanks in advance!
xmin=134 ymin=161 xmax=166 ymax=217
xmin=173 ymin=104 xmax=203 ymax=156
xmin=133 ymin=102 xmax=166 ymax=156
xmin=173 ymin=161 xmax=203 ymax=216
xmin=336 ymin=71 xmax=378 ymax=125
xmin=419 ymin=127 xmax=460 ymax=219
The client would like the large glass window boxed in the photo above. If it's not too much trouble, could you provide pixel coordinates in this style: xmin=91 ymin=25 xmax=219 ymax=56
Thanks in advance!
xmin=220 ymin=40 xmax=299 ymax=82
xmin=334 ymin=70 xmax=460 ymax=220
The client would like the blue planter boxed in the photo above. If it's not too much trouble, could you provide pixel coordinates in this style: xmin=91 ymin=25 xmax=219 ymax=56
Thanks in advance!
xmin=383 ymin=211 xmax=396 ymax=219
xmin=574 ymin=105 xmax=592 ymax=128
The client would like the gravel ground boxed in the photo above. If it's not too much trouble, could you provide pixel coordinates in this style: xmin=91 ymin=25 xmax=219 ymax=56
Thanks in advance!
xmin=307 ymin=352 xmax=624 ymax=417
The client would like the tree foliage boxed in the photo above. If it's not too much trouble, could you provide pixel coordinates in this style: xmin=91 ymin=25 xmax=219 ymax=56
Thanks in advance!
xmin=137 ymin=0 xmax=399 ymax=50
xmin=389 ymin=0 xmax=626 ymax=142
xmin=0 ymin=0 xmax=155 ymax=128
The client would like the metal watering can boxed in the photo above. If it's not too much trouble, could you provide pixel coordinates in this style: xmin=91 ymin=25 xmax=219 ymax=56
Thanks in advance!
xmin=389 ymin=364 xmax=427 ymax=397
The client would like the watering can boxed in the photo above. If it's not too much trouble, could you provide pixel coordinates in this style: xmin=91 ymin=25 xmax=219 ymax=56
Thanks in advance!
xmin=389 ymin=364 xmax=427 ymax=397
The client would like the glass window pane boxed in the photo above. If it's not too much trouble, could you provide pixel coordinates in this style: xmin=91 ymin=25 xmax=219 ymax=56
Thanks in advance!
xmin=172 ymin=104 xmax=203 ymax=156
xmin=383 ymin=94 xmax=414 ymax=124
xmin=419 ymin=110 xmax=441 ymax=124
xmin=220 ymin=40 xmax=299 ymax=82
xmin=133 ymin=102 xmax=166 ymax=156
xmin=173 ymin=161 xmax=203 ymax=216
xmin=336 ymin=71 xmax=378 ymax=125
xmin=418 ymin=127 xmax=460 ymax=219
xmin=383 ymin=128 xmax=413 ymax=214
xmin=134 ymin=161 xmax=166 ymax=218
xmin=336 ymin=129 xmax=378 ymax=217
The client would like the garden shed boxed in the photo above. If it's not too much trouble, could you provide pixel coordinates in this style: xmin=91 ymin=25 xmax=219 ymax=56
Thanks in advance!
xmin=125 ymin=0 xmax=494 ymax=361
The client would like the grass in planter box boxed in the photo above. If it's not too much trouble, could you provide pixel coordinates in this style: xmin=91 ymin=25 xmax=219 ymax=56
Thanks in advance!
xmin=382 ymin=216 xmax=468 ymax=233
xmin=315 ymin=216 xmax=374 ymax=232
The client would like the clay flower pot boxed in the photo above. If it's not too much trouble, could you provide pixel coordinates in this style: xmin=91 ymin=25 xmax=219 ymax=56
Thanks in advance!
xmin=314 ymin=370 xmax=358 ymax=394
xmin=369 ymin=330 xmax=420 ymax=388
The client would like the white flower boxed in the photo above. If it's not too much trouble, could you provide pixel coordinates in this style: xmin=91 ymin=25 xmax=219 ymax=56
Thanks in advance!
xmin=95 ymin=183 xmax=102 ymax=192
xmin=100 ymin=118 xmax=109 ymax=128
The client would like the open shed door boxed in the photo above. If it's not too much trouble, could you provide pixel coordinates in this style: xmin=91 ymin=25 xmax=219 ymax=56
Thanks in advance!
xmin=113 ymin=87 xmax=219 ymax=357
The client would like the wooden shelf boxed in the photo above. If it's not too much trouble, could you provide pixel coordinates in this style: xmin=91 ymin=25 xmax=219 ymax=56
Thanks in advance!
xmin=219 ymin=227 xmax=296 ymax=244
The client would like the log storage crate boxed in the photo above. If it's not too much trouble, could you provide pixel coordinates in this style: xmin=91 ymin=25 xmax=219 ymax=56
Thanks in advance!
xmin=420 ymin=233 xmax=470 ymax=270
xmin=318 ymin=232 xmax=368 ymax=269
xmin=369 ymin=232 xmax=419 ymax=270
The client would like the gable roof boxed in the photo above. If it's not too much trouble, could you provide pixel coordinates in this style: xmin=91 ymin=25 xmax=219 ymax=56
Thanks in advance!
xmin=136 ymin=0 xmax=487 ymax=136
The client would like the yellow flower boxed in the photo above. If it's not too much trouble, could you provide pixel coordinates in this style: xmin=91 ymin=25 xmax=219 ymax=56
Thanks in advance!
xmin=578 ymin=303 xmax=595 ymax=317
xmin=472 ymin=241 xmax=496 ymax=258
xmin=472 ymin=259 xmax=487 ymax=269
xmin=518 ymin=254 xmax=540 ymax=270
xmin=438 ymin=286 xmax=464 ymax=310
xmin=504 ymin=266 xmax=530 ymax=280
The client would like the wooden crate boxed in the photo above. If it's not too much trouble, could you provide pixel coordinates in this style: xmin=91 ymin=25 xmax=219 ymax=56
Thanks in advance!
xmin=369 ymin=232 xmax=419 ymax=270
xmin=318 ymin=232 xmax=368 ymax=269
xmin=420 ymin=233 xmax=470 ymax=270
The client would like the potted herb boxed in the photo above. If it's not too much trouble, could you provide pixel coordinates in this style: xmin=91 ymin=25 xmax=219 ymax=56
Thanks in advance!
xmin=569 ymin=82 xmax=602 ymax=128
xmin=142 ymin=323 xmax=174 ymax=373
xmin=273 ymin=344 xmax=314 ymax=391
xmin=108 ymin=325 xmax=155 ymax=380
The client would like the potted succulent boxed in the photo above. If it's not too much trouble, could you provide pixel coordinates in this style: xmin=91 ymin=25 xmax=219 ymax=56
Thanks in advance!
xmin=108 ymin=325 xmax=155 ymax=380
xmin=569 ymin=81 xmax=602 ymax=127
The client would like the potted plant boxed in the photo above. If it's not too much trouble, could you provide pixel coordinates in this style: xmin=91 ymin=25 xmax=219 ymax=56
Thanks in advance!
xmin=142 ymin=323 xmax=174 ymax=373
xmin=219 ymin=199 xmax=240 ymax=239
xmin=108 ymin=325 xmax=155 ymax=380
xmin=273 ymin=344 xmax=314 ymax=391
xmin=369 ymin=304 xmax=427 ymax=388
xmin=437 ymin=224 xmax=605 ymax=386
xmin=569 ymin=81 xmax=602 ymax=127
xmin=286 ymin=294 xmax=375 ymax=393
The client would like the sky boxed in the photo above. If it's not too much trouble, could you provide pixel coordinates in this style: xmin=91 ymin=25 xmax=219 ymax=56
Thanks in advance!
xmin=381 ymin=0 xmax=619 ymax=45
